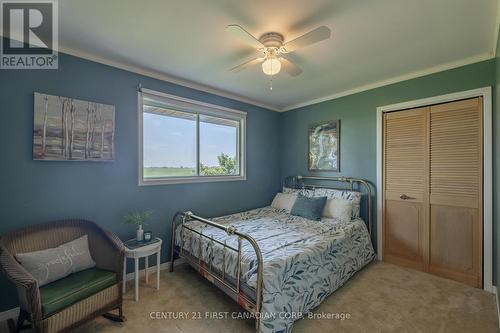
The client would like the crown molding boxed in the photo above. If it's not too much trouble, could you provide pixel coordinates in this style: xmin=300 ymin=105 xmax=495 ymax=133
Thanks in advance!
xmin=58 ymin=45 xmax=282 ymax=112
xmin=281 ymin=52 xmax=495 ymax=111
xmin=0 ymin=32 xmax=280 ymax=111
xmin=1 ymin=35 xmax=494 ymax=114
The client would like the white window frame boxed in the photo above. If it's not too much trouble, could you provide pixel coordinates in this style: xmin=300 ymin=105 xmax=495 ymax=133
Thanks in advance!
xmin=138 ymin=88 xmax=247 ymax=186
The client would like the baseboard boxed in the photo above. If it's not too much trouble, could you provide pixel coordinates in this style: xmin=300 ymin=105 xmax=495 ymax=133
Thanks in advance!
xmin=0 ymin=258 xmax=186 ymax=323
xmin=0 ymin=307 xmax=19 ymax=323
xmin=495 ymin=286 xmax=500 ymax=331
xmin=124 ymin=258 xmax=185 ymax=281
xmin=485 ymin=282 xmax=496 ymax=294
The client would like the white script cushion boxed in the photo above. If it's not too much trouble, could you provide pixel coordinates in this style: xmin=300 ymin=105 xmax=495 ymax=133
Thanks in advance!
xmin=322 ymin=198 xmax=353 ymax=221
xmin=16 ymin=235 xmax=96 ymax=286
xmin=271 ymin=192 xmax=297 ymax=212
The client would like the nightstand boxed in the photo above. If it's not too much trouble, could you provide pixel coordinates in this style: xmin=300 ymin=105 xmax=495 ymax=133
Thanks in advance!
xmin=122 ymin=237 xmax=162 ymax=301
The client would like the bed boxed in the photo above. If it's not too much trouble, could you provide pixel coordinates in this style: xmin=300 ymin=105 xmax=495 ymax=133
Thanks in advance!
xmin=169 ymin=176 xmax=375 ymax=333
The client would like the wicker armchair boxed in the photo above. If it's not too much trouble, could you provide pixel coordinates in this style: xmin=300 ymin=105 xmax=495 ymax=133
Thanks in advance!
xmin=0 ymin=219 xmax=125 ymax=333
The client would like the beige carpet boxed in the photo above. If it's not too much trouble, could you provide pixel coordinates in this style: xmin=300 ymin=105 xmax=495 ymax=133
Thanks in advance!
xmin=3 ymin=261 xmax=498 ymax=333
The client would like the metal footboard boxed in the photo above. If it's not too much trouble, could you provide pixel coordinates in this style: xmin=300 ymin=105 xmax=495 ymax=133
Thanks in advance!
xmin=169 ymin=211 xmax=263 ymax=333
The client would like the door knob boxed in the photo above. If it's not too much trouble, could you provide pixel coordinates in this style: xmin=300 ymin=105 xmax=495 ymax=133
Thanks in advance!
xmin=399 ymin=194 xmax=414 ymax=200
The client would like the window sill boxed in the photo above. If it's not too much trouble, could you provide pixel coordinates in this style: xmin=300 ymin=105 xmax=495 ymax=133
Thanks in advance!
xmin=138 ymin=175 xmax=247 ymax=186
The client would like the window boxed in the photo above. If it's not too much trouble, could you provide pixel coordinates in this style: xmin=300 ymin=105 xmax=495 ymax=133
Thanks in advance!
xmin=139 ymin=89 xmax=246 ymax=185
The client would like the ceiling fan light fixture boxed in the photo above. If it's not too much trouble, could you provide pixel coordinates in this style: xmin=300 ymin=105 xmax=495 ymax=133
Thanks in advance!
xmin=227 ymin=24 xmax=331 ymax=79
xmin=262 ymin=58 xmax=281 ymax=76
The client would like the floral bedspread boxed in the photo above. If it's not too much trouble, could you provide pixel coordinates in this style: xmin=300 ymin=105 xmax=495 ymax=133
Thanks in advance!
xmin=175 ymin=206 xmax=375 ymax=333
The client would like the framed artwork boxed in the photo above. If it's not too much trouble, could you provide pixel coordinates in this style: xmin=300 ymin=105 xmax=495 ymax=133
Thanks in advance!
xmin=33 ymin=92 xmax=115 ymax=161
xmin=308 ymin=120 xmax=340 ymax=171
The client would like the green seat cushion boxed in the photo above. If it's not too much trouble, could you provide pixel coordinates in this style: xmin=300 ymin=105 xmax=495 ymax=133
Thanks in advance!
xmin=40 ymin=268 xmax=117 ymax=317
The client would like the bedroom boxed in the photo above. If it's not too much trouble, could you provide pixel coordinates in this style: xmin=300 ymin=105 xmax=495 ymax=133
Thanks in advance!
xmin=0 ymin=0 xmax=499 ymax=332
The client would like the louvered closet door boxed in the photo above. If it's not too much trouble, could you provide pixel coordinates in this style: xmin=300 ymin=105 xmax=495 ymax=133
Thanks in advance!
xmin=429 ymin=97 xmax=483 ymax=288
xmin=383 ymin=107 xmax=429 ymax=271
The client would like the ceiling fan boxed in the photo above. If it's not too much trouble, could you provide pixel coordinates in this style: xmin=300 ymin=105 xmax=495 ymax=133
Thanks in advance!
xmin=226 ymin=24 xmax=331 ymax=78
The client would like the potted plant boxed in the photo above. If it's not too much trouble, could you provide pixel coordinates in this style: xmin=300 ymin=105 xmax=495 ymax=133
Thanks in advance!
xmin=123 ymin=209 xmax=153 ymax=241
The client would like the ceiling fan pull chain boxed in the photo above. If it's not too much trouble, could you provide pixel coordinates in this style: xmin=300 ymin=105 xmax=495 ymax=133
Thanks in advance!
xmin=269 ymin=58 xmax=273 ymax=90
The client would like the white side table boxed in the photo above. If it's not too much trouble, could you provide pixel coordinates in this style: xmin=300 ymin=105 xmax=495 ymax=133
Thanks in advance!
xmin=123 ymin=237 xmax=162 ymax=301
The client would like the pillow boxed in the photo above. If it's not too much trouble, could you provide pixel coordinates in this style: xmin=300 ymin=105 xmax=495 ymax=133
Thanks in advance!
xmin=284 ymin=187 xmax=361 ymax=216
xmin=16 ymin=235 xmax=96 ymax=286
xmin=323 ymin=198 xmax=353 ymax=222
xmin=290 ymin=194 xmax=327 ymax=221
xmin=282 ymin=186 xmax=315 ymax=198
xmin=312 ymin=188 xmax=362 ymax=218
xmin=271 ymin=192 xmax=297 ymax=212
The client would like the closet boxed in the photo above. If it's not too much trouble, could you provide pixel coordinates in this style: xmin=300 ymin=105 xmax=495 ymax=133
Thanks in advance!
xmin=383 ymin=97 xmax=483 ymax=288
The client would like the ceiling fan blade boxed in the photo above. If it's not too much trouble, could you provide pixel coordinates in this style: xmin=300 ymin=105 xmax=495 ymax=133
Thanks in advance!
xmin=283 ymin=26 xmax=331 ymax=53
xmin=226 ymin=24 xmax=264 ymax=49
xmin=280 ymin=57 xmax=302 ymax=76
xmin=228 ymin=57 xmax=264 ymax=72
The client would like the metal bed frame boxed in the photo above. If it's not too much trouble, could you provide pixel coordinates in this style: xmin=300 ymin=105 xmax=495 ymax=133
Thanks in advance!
xmin=169 ymin=175 xmax=373 ymax=333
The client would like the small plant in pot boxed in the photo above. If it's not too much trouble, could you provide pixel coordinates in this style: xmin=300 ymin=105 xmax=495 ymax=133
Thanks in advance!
xmin=123 ymin=209 xmax=153 ymax=242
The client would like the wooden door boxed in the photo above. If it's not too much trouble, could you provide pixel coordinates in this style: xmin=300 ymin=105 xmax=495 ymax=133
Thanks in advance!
xmin=383 ymin=107 xmax=429 ymax=271
xmin=428 ymin=97 xmax=483 ymax=287
xmin=383 ymin=97 xmax=483 ymax=288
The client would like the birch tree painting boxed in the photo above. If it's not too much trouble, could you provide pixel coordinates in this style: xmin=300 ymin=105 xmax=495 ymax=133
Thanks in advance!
xmin=33 ymin=93 xmax=115 ymax=161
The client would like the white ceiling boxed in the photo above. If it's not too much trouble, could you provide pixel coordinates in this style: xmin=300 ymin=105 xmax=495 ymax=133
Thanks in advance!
xmin=57 ymin=0 xmax=499 ymax=111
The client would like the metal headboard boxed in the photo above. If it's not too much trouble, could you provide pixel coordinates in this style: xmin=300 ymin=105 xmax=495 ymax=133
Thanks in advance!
xmin=284 ymin=175 xmax=373 ymax=238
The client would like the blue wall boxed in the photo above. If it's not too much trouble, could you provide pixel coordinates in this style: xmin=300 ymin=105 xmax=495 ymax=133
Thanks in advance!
xmin=0 ymin=49 xmax=281 ymax=310
xmin=280 ymin=59 xmax=497 ymax=284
